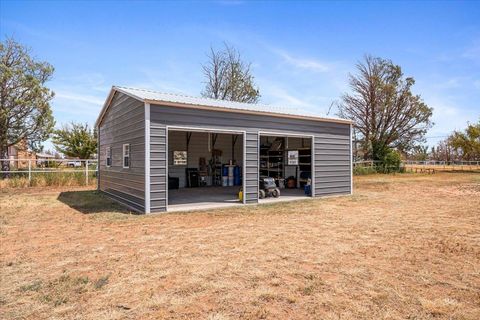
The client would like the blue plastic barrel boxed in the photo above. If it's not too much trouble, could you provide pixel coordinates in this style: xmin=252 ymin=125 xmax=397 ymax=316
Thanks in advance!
xmin=222 ymin=166 xmax=228 ymax=176
xmin=304 ymin=185 xmax=311 ymax=195
xmin=234 ymin=166 xmax=242 ymax=185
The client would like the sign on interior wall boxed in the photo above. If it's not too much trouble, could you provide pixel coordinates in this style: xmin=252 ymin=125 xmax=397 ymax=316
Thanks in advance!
xmin=173 ymin=151 xmax=187 ymax=165
xmin=287 ymin=150 xmax=299 ymax=165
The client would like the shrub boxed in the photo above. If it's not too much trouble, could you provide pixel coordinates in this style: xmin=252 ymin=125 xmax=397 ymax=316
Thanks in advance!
xmin=353 ymin=166 xmax=378 ymax=175
xmin=379 ymin=149 xmax=402 ymax=173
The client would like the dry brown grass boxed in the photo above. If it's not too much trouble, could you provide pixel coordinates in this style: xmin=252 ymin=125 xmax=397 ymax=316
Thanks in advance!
xmin=1 ymin=173 xmax=479 ymax=319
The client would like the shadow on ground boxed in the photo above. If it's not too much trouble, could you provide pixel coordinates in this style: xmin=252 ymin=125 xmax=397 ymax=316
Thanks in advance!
xmin=57 ymin=190 xmax=132 ymax=214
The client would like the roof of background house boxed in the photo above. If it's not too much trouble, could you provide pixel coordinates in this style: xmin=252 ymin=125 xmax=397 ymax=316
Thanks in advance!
xmin=95 ymin=86 xmax=352 ymax=127
xmin=36 ymin=153 xmax=55 ymax=158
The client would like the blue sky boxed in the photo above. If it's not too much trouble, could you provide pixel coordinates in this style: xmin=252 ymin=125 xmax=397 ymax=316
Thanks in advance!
xmin=1 ymin=0 xmax=479 ymax=150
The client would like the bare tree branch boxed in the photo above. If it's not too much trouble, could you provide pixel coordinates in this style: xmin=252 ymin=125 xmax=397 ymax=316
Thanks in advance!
xmin=338 ymin=55 xmax=433 ymax=160
xmin=201 ymin=43 xmax=260 ymax=103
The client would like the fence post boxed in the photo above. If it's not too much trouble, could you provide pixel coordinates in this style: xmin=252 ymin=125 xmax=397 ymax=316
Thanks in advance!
xmin=28 ymin=159 xmax=31 ymax=186
xmin=85 ymin=160 xmax=89 ymax=186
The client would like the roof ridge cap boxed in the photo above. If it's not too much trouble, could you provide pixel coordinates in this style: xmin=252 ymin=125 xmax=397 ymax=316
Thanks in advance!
xmin=116 ymin=85 xmax=272 ymax=107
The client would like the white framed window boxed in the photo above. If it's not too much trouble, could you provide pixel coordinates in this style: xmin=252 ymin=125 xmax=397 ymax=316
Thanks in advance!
xmin=106 ymin=146 xmax=112 ymax=167
xmin=123 ymin=144 xmax=130 ymax=168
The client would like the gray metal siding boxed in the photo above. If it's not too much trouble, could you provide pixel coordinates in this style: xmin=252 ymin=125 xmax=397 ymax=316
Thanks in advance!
xmin=245 ymin=132 xmax=259 ymax=203
xmin=313 ymin=133 xmax=351 ymax=196
xmin=150 ymin=104 xmax=351 ymax=203
xmin=150 ymin=105 xmax=348 ymax=135
xmin=98 ymin=92 xmax=145 ymax=212
xmin=150 ymin=124 xmax=167 ymax=212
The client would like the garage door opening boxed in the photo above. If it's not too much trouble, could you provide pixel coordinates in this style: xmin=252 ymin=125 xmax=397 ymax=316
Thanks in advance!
xmin=167 ymin=129 xmax=244 ymax=212
xmin=259 ymin=134 xmax=313 ymax=203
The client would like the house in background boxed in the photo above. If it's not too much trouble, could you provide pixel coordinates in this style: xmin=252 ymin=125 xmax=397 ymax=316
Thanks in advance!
xmin=6 ymin=140 xmax=59 ymax=169
xmin=7 ymin=139 xmax=36 ymax=169
xmin=95 ymin=86 xmax=353 ymax=214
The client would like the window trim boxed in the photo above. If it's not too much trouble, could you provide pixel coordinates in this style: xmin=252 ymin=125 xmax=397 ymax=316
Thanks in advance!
xmin=123 ymin=144 xmax=130 ymax=168
xmin=106 ymin=146 xmax=112 ymax=167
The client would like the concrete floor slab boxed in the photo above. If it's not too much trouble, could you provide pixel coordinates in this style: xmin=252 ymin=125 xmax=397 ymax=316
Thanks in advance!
xmin=168 ymin=186 xmax=241 ymax=212
xmin=258 ymin=188 xmax=310 ymax=204
xmin=167 ymin=186 xmax=310 ymax=212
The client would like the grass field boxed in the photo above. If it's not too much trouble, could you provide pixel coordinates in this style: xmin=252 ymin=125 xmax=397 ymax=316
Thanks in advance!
xmin=1 ymin=173 xmax=479 ymax=319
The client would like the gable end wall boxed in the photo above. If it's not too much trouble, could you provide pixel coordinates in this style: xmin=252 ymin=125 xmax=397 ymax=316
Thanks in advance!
xmin=98 ymin=92 xmax=146 ymax=212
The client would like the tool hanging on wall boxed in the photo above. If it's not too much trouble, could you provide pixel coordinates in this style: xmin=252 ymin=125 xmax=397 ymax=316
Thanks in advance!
xmin=232 ymin=134 xmax=239 ymax=161
xmin=186 ymin=132 xmax=192 ymax=152
xmin=208 ymin=133 xmax=211 ymax=152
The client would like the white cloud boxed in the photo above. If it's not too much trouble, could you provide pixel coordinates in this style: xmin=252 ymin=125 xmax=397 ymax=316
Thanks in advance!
xmin=50 ymin=86 xmax=106 ymax=126
xmin=462 ymin=40 xmax=480 ymax=64
xmin=266 ymin=85 xmax=316 ymax=109
xmin=427 ymin=101 xmax=473 ymax=135
xmin=270 ymin=48 xmax=329 ymax=73
xmin=258 ymin=80 xmax=339 ymax=117
xmin=57 ymin=73 xmax=109 ymax=92
xmin=132 ymin=67 xmax=200 ymax=95
xmin=2 ymin=19 xmax=86 ymax=49
xmin=44 ymin=71 xmax=112 ymax=127
xmin=433 ymin=78 xmax=462 ymax=89
xmin=55 ymin=91 xmax=104 ymax=106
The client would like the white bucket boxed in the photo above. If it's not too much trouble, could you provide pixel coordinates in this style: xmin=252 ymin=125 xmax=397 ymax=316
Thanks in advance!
xmin=222 ymin=176 xmax=229 ymax=187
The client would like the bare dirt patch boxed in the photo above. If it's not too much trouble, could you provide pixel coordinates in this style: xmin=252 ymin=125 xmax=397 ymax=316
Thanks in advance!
xmin=1 ymin=173 xmax=479 ymax=319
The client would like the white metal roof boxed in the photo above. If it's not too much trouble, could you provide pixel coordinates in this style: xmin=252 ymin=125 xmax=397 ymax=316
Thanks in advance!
xmin=96 ymin=86 xmax=351 ymax=126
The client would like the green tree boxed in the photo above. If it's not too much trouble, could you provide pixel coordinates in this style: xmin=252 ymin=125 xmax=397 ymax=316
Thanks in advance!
xmin=0 ymin=38 xmax=55 ymax=173
xmin=409 ymin=145 xmax=429 ymax=161
xmin=432 ymin=138 xmax=455 ymax=162
xmin=338 ymin=55 xmax=433 ymax=160
xmin=202 ymin=43 xmax=260 ymax=103
xmin=52 ymin=122 xmax=97 ymax=160
xmin=449 ymin=120 xmax=480 ymax=161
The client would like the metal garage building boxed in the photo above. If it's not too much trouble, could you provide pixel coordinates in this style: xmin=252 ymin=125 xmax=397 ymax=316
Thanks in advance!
xmin=95 ymin=86 xmax=353 ymax=213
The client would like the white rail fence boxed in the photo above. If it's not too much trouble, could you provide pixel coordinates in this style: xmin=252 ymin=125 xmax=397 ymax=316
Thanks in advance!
xmin=404 ymin=160 xmax=480 ymax=172
xmin=404 ymin=160 xmax=480 ymax=166
xmin=353 ymin=160 xmax=380 ymax=167
xmin=0 ymin=158 xmax=98 ymax=185
xmin=353 ymin=160 xmax=480 ymax=173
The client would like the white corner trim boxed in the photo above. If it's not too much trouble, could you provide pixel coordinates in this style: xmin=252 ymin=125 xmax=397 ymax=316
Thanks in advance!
xmin=311 ymin=135 xmax=315 ymax=197
xmin=145 ymin=102 xmax=151 ymax=213
xmin=350 ymin=123 xmax=353 ymax=195
xmin=243 ymin=131 xmax=246 ymax=204
xmin=256 ymin=131 xmax=260 ymax=203
xmin=167 ymin=125 xmax=244 ymax=134
xmin=97 ymin=129 xmax=100 ymax=190
xmin=165 ymin=127 xmax=169 ymax=212
xmin=258 ymin=130 xmax=314 ymax=138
